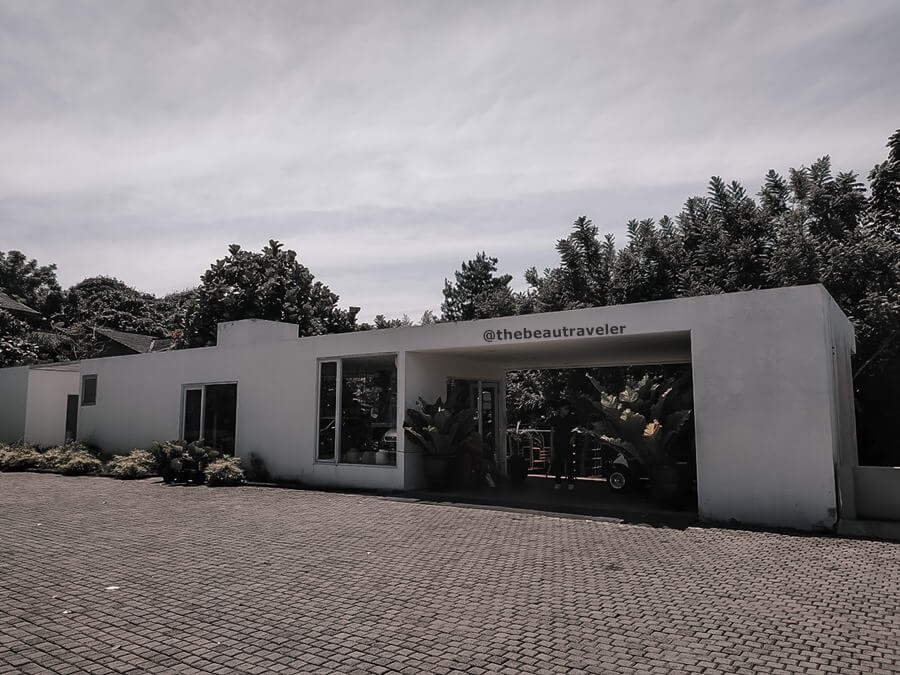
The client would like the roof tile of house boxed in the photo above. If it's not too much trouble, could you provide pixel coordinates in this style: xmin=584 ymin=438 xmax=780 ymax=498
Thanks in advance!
xmin=0 ymin=291 xmax=40 ymax=316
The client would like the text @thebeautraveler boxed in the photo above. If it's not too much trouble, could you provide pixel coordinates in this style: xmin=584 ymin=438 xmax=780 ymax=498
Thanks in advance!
xmin=482 ymin=324 xmax=627 ymax=342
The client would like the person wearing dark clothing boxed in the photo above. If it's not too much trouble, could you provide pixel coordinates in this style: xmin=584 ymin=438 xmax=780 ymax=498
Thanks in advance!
xmin=549 ymin=402 xmax=578 ymax=489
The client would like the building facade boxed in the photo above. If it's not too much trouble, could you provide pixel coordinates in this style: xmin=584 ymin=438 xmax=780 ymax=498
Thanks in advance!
xmin=0 ymin=285 xmax=866 ymax=532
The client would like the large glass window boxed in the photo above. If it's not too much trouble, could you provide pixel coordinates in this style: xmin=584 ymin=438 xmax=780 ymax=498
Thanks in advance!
xmin=181 ymin=383 xmax=238 ymax=455
xmin=317 ymin=355 xmax=397 ymax=466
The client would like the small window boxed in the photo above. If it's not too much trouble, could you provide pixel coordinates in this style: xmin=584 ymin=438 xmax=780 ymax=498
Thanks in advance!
xmin=81 ymin=375 xmax=97 ymax=406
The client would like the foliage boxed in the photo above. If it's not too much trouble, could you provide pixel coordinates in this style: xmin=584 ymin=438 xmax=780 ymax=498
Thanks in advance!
xmin=511 ymin=129 xmax=900 ymax=464
xmin=55 ymin=449 xmax=103 ymax=476
xmin=0 ymin=310 xmax=39 ymax=367
xmin=586 ymin=373 xmax=694 ymax=469
xmin=57 ymin=276 xmax=169 ymax=337
xmin=105 ymin=450 xmax=156 ymax=479
xmin=204 ymin=457 xmax=245 ymax=486
xmin=358 ymin=314 xmax=414 ymax=330
xmin=442 ymin=252 xmax=518 ymax=321
xmin=149 ymin=440 xmax=223 ymax=483
xmin=180 ymin=240 xmax=359 ymax=347
xmin=0 ymin=442 xmax=102 ymax=475
xmin=0 ymin=249 xmax=62 ymax=317
xmin=0 ymin=444 xmax=43 ymax=471
xmin=523 ymin=217 xmax=616 ymax=312
xmin=403 ymin=396 xmax=479 ymax=456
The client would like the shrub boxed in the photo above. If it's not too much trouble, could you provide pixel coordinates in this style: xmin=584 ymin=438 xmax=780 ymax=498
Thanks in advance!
xmin=150 ymin=440 xmax=223 ymax=483
xmin=149 ymin=440 xmax=184 ymax=482
xmin=57 ymin=451 xmax=102 ymax=476
xmin=204 ymin=457 xmax=245 ymax=486
xmin=106 ymin=450 xmax=156 ymax=479
xmin=0 ymin=444 xmax=43 ymax=472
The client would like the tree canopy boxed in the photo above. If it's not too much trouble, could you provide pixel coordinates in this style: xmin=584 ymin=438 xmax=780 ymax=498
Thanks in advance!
xmin=1 ymin=129 xmax=897 ymax=463
xmin=179 ymin=240 xmax=359 ymax=347
xmin=0 ymin=250 xmax=62 ymax=317
xmin=442 ymin=252 xmax=517 ymax=321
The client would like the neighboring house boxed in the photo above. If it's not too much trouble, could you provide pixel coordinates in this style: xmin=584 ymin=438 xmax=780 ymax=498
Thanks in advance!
xmin=0 ymin=291 xmax=41 ymax=319
xmin=92 ymin=327 xmax=173 ymax=357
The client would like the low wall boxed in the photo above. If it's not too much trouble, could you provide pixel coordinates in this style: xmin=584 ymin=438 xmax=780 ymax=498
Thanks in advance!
xmin=853 ymin=466 xmax=900 ymax=521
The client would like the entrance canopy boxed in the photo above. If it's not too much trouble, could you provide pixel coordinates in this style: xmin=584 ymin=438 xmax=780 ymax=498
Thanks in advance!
xmin=408 ymin=329 xmax=691 ymax=370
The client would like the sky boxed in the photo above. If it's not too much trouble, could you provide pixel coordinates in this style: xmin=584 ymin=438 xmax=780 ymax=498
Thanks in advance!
xmin=1 ymin=1 xmax=898 ymax=322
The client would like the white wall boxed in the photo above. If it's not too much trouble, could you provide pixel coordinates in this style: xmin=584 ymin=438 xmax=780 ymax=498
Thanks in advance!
xmin=688 ymin=287 xmax=839 ymax=530
xmin=23 ymin=368 xmax=80 ymax=448
xmin=0 ymin=366 xmax=29 ymax=443
xmin=77 ymin=341 xmax=313 ymax=480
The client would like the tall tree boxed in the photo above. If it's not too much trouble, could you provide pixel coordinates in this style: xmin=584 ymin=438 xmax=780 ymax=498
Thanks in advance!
xmin=180 ymin=240 xmax=359 ymax=347
xmin=441 ymin=252 xmax=517 ymax=321
xmin=524 ymin=217 xmax=615 ymax=312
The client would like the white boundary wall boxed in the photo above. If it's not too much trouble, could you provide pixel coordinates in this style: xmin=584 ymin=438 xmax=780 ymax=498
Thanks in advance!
xmin=0 ymin=366 xmax=29 ymax=443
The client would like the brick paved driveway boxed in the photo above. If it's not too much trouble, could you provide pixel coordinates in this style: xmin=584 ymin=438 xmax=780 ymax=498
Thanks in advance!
xmin=1 ymin=473 xmax=898 ymax=675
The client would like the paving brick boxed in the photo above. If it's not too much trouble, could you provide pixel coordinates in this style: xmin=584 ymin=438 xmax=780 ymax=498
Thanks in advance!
xmin=0 ymin=473 xmax=897 ymax=674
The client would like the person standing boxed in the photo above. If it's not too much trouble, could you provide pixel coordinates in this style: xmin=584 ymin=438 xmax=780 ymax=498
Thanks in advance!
xmin=549 ymin=400 xmax=578 ymax=490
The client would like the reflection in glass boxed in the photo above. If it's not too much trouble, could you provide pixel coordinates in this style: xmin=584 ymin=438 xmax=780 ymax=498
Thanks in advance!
xmin=339 ymin=356 xmax=397 ymax=465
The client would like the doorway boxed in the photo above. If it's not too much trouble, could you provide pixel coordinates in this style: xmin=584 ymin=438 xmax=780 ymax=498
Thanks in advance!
xmin=65 ymin=394 xmax=78 ymax=442
xmin=447 ymin=378 xmax=500 ymax=463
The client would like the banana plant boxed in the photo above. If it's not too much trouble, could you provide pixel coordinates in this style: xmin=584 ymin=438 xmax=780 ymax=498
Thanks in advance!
xmin=403 ymin=397 xmax=479 ymax=457
xmin=586 ymin=373 xmax=693 ymax=469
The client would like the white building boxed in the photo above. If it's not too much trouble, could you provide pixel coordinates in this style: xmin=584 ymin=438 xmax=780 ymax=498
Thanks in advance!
xmin=2 ymin=284 xmax=893 ymax=533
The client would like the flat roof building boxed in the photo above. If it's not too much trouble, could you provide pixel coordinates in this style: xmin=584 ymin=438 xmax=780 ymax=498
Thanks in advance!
xmin=0 ymin=284 xmax=872 ymax=532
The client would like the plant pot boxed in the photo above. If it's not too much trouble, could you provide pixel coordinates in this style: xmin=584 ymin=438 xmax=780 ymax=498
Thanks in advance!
xmin=423 ymin=455 xmax=454 ymax=491
xmin=343 ymin=450 xmax=361 ymax=464
xmin=361 ymin=450 xmax=376 ymax=465
xmin=507 ymin=455 xmax=528 ymax=488
xmin=375 ymin=450 xmax=392 ymax=465
xmin=650 ymin=462 xmax=688 ymax=509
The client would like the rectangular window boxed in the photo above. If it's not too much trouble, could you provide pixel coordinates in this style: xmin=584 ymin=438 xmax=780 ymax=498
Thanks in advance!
xmin=316 ymin=355 xmax=397 ymax=466
xmin=81 ymin=375 xmax=97 ymax=406
xmin=317 ymin=362 xmax=337 ymax=461
xmin=181 ymin=383 xmax=238 ymax=455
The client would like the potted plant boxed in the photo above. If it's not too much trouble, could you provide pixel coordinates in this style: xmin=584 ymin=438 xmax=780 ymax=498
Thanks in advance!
xmin=586 ymin=373 xmax=695 ymax=508
xmin=403 ymin=396 xmax=478 ymax=490
xmin=506 ymin=426 xmax=531 ymax=488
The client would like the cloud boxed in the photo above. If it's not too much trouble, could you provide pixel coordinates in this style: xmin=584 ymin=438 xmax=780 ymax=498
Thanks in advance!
xmin=1 ymin=0 xmax=898 ymax=321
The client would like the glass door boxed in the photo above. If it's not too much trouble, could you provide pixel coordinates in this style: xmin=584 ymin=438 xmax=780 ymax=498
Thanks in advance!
xmin=447 ymin=378 xmax=499 ymax=461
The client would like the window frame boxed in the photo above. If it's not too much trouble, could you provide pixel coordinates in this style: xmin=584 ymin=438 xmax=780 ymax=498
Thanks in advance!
xmin=180 ymin=381 xmax=239 ymax=454
xmin=315 ymin=354 xmax=398 ymax=467
xmin=81 ymin=375 xmax=98 ymax=406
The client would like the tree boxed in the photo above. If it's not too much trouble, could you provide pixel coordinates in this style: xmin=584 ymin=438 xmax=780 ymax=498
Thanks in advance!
xmin=0 ymin=310 xmax=39 ymax=367
xmin=180 ymin=240 xmax=359 ymax=347
xmin=358 ymin=314 xmax=414 ymax=331
xmin=0 ymin=250 xmax=62 ymax=318
xmin=524 ymin=217 xmax=617 ymax=312
xmin=442 ymin=252 xmax=517 ymax=321
xmin=58 ymin=276 xmax=169 ymax=336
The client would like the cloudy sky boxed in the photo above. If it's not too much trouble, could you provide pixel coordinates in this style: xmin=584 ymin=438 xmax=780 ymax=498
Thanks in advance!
xmin=2 ymin=1 xmax=898 ymax=321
